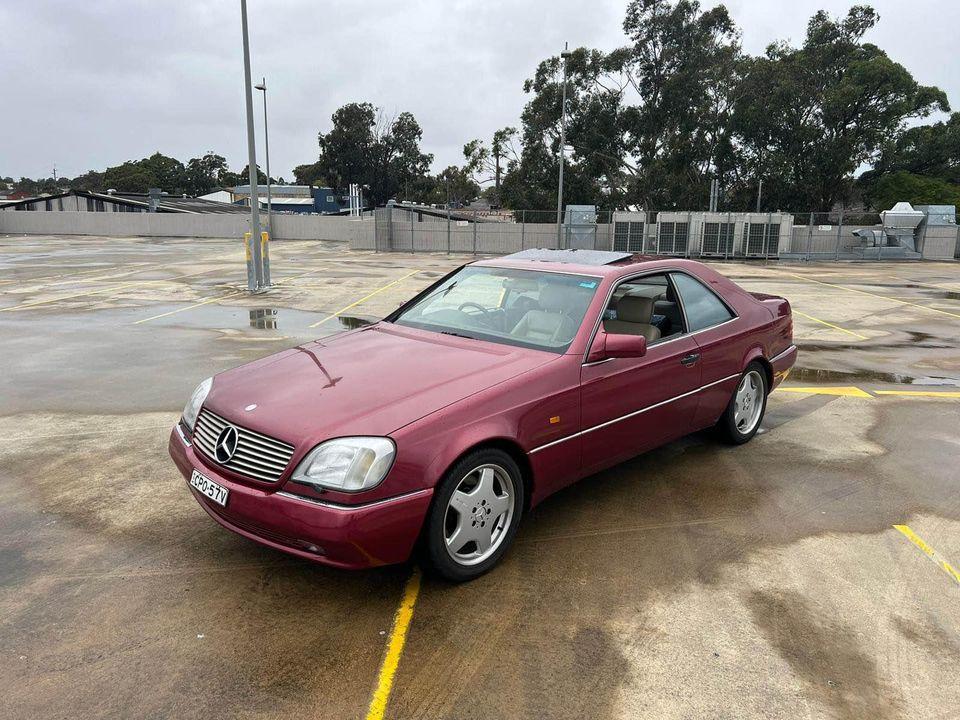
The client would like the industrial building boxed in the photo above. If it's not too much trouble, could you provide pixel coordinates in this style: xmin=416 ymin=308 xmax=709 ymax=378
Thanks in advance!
xmin=216 ymin=185 xmax=355 ymax=214
xmin=0 ymin=189 xmax=248 ymax=214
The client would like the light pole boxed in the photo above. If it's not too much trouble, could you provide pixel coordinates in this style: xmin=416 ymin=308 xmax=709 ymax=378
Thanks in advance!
xmin=240 ymin=0 xmax=263 ymax=292
xmin=254 ymin=79 xmax=272 ymax=234
xmin=556 ymin=43 xmax=571 ymax=248
xmin=255 ymin=77 xmax=272 ymax=286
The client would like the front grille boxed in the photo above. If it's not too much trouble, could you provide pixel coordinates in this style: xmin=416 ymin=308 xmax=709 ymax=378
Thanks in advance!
xmin=193 ymin=408 xmax=295 ymax=483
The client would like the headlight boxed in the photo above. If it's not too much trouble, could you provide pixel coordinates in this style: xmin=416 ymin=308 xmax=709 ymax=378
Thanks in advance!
xmin=181 ymin=377 xmax=212 ymax=432
xmin=291 ymin=437 xmax=396 ymax=492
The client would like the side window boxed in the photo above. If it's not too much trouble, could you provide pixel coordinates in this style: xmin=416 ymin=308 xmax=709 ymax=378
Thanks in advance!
xmin=671 ymin=272 xmax=734 ymax=332
xmin=602 ymin=273 xmax=684 ymax=343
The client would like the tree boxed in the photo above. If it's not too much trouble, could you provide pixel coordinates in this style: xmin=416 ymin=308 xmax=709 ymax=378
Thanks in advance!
xmin=502 ymin=0 xmax=743 ymax=210
xmin=68 ymin=170 xmax=105 ymax=192
xmin=463 ymin=127 xmax=519 ymax=203
xmin=733 ymin=6 xmax=948 ymax=210
xmin=308 ymin=102 xmax=433 ymax=205
xmin=864 ymin=170 xmax=960 ymax=210
xmin=185 ymin=152 xmax=230 ymax=195
xmin=102 ymin=162 xmax=158 ymax=193
xmin=292 ymin=161 xmax=324 ymax=186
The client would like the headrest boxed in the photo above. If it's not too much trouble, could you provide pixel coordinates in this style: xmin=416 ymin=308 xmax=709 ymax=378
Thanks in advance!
xmin=539 ymin=284 xmax=567 ymax=313
xmin=617 ymin=295 xmax=654 ymax=323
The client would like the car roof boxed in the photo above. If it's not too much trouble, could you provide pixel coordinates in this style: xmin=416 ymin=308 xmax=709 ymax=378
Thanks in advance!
xmin=474 ymin=251 xmax=706 ymax=279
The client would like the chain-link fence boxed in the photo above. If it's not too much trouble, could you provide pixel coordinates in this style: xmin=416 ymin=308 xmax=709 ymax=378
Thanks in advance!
xmin=367 ymin=206 xmax=960 ymax=261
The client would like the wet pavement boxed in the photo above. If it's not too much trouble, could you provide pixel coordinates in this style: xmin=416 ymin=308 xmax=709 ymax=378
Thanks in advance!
xmin=1 ymin=235 xmax=959 ymax=719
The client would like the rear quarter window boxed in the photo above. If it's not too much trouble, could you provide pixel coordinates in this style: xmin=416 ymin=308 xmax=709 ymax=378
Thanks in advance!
xmin=671 ymin=272 xmax=734 ymax=332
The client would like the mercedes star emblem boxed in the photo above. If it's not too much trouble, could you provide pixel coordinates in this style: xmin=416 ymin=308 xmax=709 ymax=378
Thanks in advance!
xmin=214 ymin=425 xmax=239 ymax=463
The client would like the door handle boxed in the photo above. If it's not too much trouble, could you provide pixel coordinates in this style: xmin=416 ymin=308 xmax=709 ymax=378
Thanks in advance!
xmin=680 ymin=352 xmax=700 ymax=366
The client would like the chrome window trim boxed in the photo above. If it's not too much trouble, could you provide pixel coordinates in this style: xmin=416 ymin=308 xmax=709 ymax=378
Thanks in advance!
xmin=276 ymin=487 xmax=432 ymax=511
xmin=528 ymin=372 xmax=741 ymax=455
xmin=581 ymin=267 xmax=740 ymax=365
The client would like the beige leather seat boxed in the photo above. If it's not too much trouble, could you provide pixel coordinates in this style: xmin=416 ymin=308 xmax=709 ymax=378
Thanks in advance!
xmin=603 ymin=295 xmax=661 ymax=342
xmin=511 ymin=285 xmax=576 ymax=344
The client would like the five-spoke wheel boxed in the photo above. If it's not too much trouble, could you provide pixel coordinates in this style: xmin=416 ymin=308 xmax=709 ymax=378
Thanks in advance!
xmin=717 ymin=362 xmax=768 ymax=444
xmin=424 ymin=449 xmax=524 ymax=582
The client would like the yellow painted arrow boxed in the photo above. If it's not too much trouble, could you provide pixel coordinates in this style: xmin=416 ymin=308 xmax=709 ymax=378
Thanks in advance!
xmin=778 ymin=386 xmax=874 ymax=398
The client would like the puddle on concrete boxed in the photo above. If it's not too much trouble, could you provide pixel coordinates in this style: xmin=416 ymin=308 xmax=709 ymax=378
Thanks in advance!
xmin=249 ymin=308 xmax=278 ymax=330
xmin=790 ymin=366 xmax=960 ymax=387
xmin=248 ymin=308 xmax=374 ymax=331
xmin=335 ymin=314 xmax=375 ymax=329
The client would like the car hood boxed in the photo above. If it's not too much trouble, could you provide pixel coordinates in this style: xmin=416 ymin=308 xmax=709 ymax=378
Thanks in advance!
xmin=203 ymin=323 xmax=557 ymax=447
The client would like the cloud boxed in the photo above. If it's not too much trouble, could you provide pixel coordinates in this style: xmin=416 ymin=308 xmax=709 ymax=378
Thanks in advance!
xmin=1 ymin=0 xmax=955 ymax=181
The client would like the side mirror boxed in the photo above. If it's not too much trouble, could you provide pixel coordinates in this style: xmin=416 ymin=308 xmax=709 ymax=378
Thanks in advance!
xmin=587 ymin=330 xmax=647 ymax=363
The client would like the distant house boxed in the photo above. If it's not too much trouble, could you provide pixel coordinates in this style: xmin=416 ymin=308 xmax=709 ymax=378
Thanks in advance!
xmin=0 ymin=189 xmax=248 ymax=214
xmin=0 ymin=189 xmax=34 ymax=202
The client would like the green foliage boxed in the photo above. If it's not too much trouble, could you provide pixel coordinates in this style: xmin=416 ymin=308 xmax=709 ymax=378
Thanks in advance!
xmin=304 ymin=102 xmax=434 ymax=205
xmin=499 ymin=1 xmax=948 ymax=212
xmin=866 ymin=171 xmax=960 ymax=210
xmin=732 ymin=6 xmax=948 ymax=210
xmin=184 ymin=152 xmax=230 ymax=195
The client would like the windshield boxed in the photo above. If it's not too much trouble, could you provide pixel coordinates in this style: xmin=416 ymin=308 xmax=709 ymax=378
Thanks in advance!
xmin=390 ymin=266 xmax=601 ymax=353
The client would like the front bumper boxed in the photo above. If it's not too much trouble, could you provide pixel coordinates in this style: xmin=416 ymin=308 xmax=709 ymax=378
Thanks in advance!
xmin=168 ymin=426 xmax=433 ymax=569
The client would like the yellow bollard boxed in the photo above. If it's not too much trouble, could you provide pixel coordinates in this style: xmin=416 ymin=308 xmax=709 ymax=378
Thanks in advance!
xmin=260 ymin=231 xmax=271 ymax=286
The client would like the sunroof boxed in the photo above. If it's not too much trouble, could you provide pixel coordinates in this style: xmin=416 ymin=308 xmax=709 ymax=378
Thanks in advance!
xmin=502 ymin=249 xmax=633 ymax=265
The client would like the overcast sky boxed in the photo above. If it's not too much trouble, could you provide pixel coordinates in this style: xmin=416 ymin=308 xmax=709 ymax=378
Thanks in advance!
xmin=2 ymin=0 xmax=957 ymax=182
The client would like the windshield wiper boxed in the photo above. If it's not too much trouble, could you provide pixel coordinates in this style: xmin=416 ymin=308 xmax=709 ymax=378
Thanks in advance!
xmin=439 ymin=330 xmax=475 ymax=340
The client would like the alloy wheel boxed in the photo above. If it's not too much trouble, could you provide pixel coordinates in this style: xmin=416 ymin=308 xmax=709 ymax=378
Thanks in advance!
xmin=443 ymin=463 xmax=515 ymax=566
xmin=733 ymin=369 xmax=764 ymax=434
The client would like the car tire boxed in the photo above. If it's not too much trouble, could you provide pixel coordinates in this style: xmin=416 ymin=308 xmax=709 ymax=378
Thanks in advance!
xmin=717 ymin=362 xmax=768 ymax=445
xmin=422 ymin=448 xmax=524 ymax=583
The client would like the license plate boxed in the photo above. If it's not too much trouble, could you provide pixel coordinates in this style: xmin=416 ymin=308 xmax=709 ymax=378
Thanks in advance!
xmin=190 ymin=469 xmax=229 ymax=507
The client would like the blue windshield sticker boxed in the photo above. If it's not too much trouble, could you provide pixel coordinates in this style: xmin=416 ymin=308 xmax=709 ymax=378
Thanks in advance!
xmin=578 ymin=281 xmax=598 ymax=289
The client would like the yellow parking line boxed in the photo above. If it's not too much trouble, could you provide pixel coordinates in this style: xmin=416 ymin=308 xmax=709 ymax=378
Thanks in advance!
xmin=888 ymin=275 xmax=960 ymax=292
xmin=365 ymin=569 xmax=422 ymax=720
xmin=875 ymin=390 xmax=960 ymax=398
xmin=779 ymin=386 xmax=873 ymax=398
xmin=309 ymin=270 xmax=421 ymax=328
xmin=132 ymin=290 xmax=245 ymax=325
xmin=792 ymin=310 xmax=868 ymax=340
xmin=0 ymin=281 xmax=143 ymax=313
xmin=782 ymin=272 xmax=960 ymax=320
xmin=894 ymin=525 xmax=960 ymax=587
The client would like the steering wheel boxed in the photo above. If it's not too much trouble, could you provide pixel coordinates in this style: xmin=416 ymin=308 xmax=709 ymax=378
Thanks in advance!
xmin=458 ymin=302 xmax=490 ymax=317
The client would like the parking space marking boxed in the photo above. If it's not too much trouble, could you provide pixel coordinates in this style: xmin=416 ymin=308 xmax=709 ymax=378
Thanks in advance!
xmin=365 ymin=569 xmax=422 ymax=720
xmin=0 ymin=281 xmax=145 ymax=313
xmin=132 ymin=290 xmax=245 ymax=324
xmin=875 ymin=390 xmax=960 ymax=398
xmin=781 ymin=271 xmax=960 ymax=320
xmin=779 ymin=386 xmax=874 ymax=398
xmin=792 ymin=310 xmax=868 ymax=340
xmin=894 ymin=525 xmax=960 ymax=587
xmin=309 ymin=269 xmax=421 ymax=328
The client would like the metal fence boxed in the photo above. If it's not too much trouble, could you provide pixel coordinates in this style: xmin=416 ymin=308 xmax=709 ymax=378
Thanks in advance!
xmin=365 ymin=207 xmax=959 ymax=261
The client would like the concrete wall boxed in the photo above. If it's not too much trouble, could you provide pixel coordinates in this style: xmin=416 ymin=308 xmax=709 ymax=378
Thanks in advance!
xmin=787 ymin=223 xmax=959 ymax=258
xmin=0 ymin=209 xmax=373 ymax=244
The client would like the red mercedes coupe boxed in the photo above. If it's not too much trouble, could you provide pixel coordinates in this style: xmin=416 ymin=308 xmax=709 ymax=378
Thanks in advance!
xmin=169 ymin=250 xmax=796 ymax=581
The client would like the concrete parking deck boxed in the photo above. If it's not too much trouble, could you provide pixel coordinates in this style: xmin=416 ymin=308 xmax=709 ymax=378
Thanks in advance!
xmin=2 ymin=234 xmax=959 ymax=719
